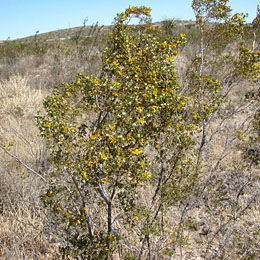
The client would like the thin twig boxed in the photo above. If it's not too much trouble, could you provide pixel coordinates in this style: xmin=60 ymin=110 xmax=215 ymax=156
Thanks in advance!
xmin=0 ymin=144 xmax=47 ymax=182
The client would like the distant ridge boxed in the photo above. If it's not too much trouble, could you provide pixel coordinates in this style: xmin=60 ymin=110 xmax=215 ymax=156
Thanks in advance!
xmin=4 ymin=20 xmax=196 ymax=43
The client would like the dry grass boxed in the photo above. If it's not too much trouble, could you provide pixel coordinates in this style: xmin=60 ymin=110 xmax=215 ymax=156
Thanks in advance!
xmin=0 ymin=74 xmax=61 ymax=259
xmin=0 ymin=207 xmax=60 ymax=260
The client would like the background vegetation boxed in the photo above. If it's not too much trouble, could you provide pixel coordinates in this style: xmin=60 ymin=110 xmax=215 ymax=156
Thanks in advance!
xmin=0 ymin=1 xmax=260 ymax=259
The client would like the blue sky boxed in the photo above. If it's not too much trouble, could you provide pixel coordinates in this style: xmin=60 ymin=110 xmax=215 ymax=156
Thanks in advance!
xmin=1 ymin=0 xmax=259 ymax=40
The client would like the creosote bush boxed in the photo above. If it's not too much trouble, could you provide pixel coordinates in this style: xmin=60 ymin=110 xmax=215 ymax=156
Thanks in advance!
xmin=34 ymin=2 xmax=260 ymax=260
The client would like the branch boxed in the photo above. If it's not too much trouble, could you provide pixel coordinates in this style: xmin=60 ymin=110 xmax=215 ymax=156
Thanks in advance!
xmin=71 ymin=176 xmax=93 ymax=237
xmin=0 ymin=143 xmax=47 ymax=183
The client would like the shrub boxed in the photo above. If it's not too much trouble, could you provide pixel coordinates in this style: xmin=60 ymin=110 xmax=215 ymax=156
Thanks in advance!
xmin=36 ymin=5 xmax=226 ymax=259
xmin=31 ymin=1 xmax=260 ymax=259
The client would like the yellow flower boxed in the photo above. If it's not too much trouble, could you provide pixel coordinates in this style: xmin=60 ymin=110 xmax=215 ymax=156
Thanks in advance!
xmin=129 ymin=57 xmax=136 ymax=63
xmin=45 ymin=122 xmax=51 ymax=128
xmin=65 ymin=210 xmax=72 ymax=218
xmin=113 ymin=61 xmax=119 ymax=68
xmin=117 ymin=158 xmax=122 ymax=167
xmin=144 ymin=171 xmax=151 ymax=178
xmin=153 ymin=89 xmax=158 ymax=96
xmin=87 ymin=161 xmax=93 ymax=167
xmin=139 ymin=160 xmax=145 ymax=167
xmin=101 ymin=152 xmax=107 ymax=160
xmin=99 ymin=200 xmax=106 ymax=206
xmin=136 ymin=106 xmax=143 ymax=112
xmin=134 ymin=216 xmax=139 ymax=221
xmin=109 ymin=136 xmax=116 ymax=144
xmin=238 ymin=132 xmax=247 ymax=141
xmin=180 ymin=33 xmax=186 ymax=40
xmin=109 ymin=124 xmax=115 ymax=130
xmin=93 ymin=78 xmax=99 ymax=85
xmin=132 ymin=149 xmax=142 ymax=155
xmin=138 ymin=118 xmax=146 ymax=124
xmin=72 ymin=219 xmax=80 ymax=226
xmin=114 ymin=80 xmax=120 ymax=86
xmin=152 ymin=105 xmax=158 ymax=111
xmin=117 ymin=158 xmax=122 ymax=164
xmin=241 ymin=136 xmax=247 ymax=141
xmin=82 ymin=171 xmax=89 ymax=180
xmin=107 ymin=233 xmax=114 ymax=239
xmin=166 ymin=56 xmax=173 ymax=62
xmin=121 ymin=13 xmax=127 ymax=21
xmin=116 ymin=148 xmax=122 ymax=155
xmin=193 ymin=113 xmax=199 ymax=120
xmin=65 ymin=91 xmax=71 ymax=97
xmin=162 ymin=41 xmax=167 ymax=47
xmin=68 ymin=127 xmax=76 ymax=133
xmin=127 ymin=133 xmax=132 ymax=140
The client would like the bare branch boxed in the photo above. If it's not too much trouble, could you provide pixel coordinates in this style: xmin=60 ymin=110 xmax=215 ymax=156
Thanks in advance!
xmin=0 ymin=143 xmax=47 ymax=183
